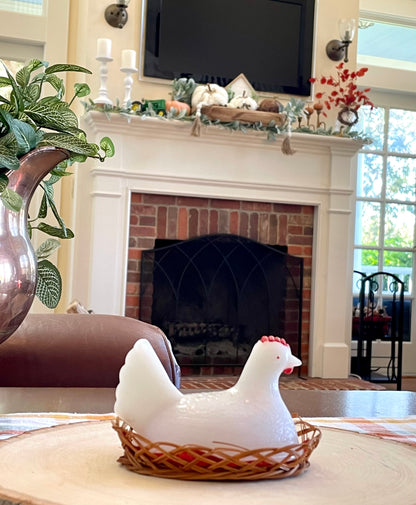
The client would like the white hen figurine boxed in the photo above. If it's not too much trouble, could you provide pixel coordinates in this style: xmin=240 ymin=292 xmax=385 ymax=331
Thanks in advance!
xmin=115 ymin=335 xmax=302 ymax=449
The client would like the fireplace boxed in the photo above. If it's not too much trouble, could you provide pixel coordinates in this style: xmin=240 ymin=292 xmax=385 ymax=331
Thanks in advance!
xmin=126 ymin=193 xmax=312 ymax=374
xmin=138 ymin=234 xmax=303 ymax=375
xmin=74 ymin=111 xmax=362 ymax=378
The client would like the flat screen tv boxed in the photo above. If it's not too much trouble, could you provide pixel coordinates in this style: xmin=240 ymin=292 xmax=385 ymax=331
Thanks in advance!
xmin=142 ymin=0 xmax=316 ymax=96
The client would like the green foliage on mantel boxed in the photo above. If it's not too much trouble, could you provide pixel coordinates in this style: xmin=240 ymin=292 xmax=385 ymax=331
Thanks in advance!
xmin=83 ymin=99 xmax=373 ymax=145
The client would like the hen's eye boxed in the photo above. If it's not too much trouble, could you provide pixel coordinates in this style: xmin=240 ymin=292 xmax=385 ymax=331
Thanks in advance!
xmin=276 ymin=355 xmax=280 ymax=359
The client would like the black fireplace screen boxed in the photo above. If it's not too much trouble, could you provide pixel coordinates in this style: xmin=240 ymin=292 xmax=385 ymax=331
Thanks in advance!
xmin=139 ymin=234 xmax=303 ymax=371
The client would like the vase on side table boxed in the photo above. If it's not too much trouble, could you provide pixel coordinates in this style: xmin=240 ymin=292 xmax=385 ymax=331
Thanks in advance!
xmin=0 ymin=147 xmax=69 ymax=344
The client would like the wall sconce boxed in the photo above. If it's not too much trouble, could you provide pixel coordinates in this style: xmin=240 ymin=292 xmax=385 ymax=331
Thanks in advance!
xmin=105 ymin=0 xmax=130 ymax=29
xmin=326 ymin=18 xmax=356 ymax=63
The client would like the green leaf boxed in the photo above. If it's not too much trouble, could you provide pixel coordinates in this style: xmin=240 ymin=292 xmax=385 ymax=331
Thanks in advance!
xmin=0 ymin=94 xmax=11 ymax=105
xmin=46 ymin=191 xmax=69 ymax=234
xmin=9 ymin=118 xmax=43 ymax=155
xmin=0 ymin=173 xmax=8 ymax=191
xmin=45 ymin=64 xmax=92 ymax=75
xmin=37 ymin=222 xmax=74 ymax=239
xmin=100 ymin=136 xmax=115 ymax=158
xmin=74 ymin=83 xmax=90 ymax=98
xmin=16 ymin=66 xmax=31 ymax=88
xmin=39 ymin=133 xmax=99 ymax=157
xmin=3 ymin=65 xmax=24 ymax=113
xmin=23 ymin=83 xmax=41 ymax=103
xmin=0 ymin=139 xmax=20 ymax=170
xmin=35 ymin=259 xmax=62 ymax=308
xmin=24 ymin=59 xmax=44 ymax=76
xmin=25 ymin=99 xmax=79 ymax=132
xmin=67 ymin=153 xmax=87 ymax=164
xmin=0 ymin=76 xmax=11 ymax=88
xmin=44 ymin=74 xmax=65 ymax=94
xmin=50 ymin=164 xmax=72 ymax=177
xmin=41 ymin=178 xmax=54 ymax=201
xmin=37 ymin=193 xmax=48 ymax=219
xmin=45 ymin=173 xmax=62 ymax=186
xmin=36 ymin=238 xmax=61 ymax=260
xmin=1 ymin=187 xmax=22 ymax=211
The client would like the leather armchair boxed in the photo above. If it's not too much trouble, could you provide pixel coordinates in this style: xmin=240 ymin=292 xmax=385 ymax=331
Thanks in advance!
xmin=0 ymin=314 xmax=181 ymax=387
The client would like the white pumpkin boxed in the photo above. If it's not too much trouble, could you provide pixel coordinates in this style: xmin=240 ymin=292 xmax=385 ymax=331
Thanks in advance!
xmin=191 ymin=83 xmax=228 ymax=110
xmin=228 ymin=91 xmax=258 ymax=110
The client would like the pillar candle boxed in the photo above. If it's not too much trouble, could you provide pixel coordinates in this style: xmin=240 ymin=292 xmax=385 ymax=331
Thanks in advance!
xmin=97 ymin=38 xmax=112 ymax=59
xmin=121 ymin=49 xmax=136 ymax=69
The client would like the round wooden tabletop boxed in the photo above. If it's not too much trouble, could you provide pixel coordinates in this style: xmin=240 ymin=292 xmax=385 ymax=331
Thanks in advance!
xmin=0 ymin=420 xmax=415 ymax=505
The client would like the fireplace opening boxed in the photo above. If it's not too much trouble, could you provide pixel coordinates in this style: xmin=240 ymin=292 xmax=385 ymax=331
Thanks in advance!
xmin=139 ymin=234 xmax=303 ymax=375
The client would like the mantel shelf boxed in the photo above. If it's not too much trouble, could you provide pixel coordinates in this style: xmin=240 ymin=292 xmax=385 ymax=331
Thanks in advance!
xmin=83 ymin=110 xmax=364 ymax=156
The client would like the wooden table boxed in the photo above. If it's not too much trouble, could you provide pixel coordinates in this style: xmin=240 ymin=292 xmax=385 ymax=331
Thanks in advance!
xmin=1 ymin=387 xmax=415 ymax=417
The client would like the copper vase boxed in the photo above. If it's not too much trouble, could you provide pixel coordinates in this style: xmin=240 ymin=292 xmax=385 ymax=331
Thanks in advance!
xmin=0 ymin=147 xmax=69 ymax=344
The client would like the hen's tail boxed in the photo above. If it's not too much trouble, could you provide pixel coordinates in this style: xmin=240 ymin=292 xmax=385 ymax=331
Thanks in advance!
xmin=114 ymin=339 xmax=182 ymax=431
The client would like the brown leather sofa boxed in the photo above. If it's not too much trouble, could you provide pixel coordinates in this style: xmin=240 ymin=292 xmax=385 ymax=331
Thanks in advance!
xmin=0 ymin=314 xmax=181 ymax=387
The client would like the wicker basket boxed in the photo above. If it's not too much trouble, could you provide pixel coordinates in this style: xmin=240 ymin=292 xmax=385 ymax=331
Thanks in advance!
xmin=201 ymin=105 xmax=287 ymax=127
xmin=112 ymin=416 xmax=321 ymax=481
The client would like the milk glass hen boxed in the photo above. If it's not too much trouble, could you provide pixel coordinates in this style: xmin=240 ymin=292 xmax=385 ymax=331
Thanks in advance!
xmin=115 ymin=336 xmax=302 ymax=449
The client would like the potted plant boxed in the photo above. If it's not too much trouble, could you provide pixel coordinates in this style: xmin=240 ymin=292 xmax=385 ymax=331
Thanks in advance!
xmin=309 ymin=63 xmax=374 ymax=126
xmin=0 ymin=58 xmax=114 ymax=342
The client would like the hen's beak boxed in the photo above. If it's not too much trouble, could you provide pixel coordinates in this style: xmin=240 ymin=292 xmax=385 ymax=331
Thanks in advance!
xmin=283 ymin=354 xmax=302 ymax=375
xmin=289 ymin=355 xmax=302 ymax=368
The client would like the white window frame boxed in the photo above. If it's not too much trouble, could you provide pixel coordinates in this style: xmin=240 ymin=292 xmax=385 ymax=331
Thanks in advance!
xmin=358 ymin=7 xmax=416 ymax=94
xmin=354 ymin=103 xmax=416 ymax=293
xmin=0 ymin=0 xmax=70 ymax=64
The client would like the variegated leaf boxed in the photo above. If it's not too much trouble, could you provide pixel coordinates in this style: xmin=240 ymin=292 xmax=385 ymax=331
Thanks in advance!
xmin=45 ymin=64 xmax=92 ymax=75
xmin=39 ymin=133 xmax=99 ymax=156
xmin=24 ymin=102 xmax=79 ymax=131
xmin=35 ymin=259 xmax=62 ymax=308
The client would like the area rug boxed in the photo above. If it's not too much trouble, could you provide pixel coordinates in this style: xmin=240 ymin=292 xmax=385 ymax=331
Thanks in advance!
xmin=180 ymin=375 xmax=385 ymax=391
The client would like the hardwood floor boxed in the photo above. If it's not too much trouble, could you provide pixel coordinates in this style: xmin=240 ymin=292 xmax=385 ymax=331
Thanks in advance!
xmin=385 ymin=376 xmax=416 ymax=392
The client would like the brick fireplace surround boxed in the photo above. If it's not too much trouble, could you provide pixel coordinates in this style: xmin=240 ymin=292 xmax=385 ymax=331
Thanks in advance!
xmin=126 ymin=194 xmax=313 ymax=374
xmin=73 ymin=112 xmax=362 ymax=379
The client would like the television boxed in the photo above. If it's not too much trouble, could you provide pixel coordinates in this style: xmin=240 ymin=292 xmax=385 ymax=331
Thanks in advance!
xmin=141 ymin=0 xmax=316 ymax=97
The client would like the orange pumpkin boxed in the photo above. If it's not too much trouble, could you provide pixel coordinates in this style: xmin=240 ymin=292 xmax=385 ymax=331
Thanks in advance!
xmin=165 ymin=100 xmax=191 ymax=116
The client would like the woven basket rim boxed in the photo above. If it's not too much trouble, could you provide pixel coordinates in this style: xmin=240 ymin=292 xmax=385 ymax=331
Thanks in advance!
xmin=112 ymin=416 xmax=321 ymax=481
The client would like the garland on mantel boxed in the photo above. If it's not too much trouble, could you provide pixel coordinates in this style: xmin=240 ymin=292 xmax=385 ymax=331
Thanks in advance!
xmin=83 ymin=100 xmax=373 ymax=151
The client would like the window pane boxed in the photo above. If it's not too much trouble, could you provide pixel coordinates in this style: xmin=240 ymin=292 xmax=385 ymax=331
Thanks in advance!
xmin=357 ymin=153 xmax=383 ymax=198
xmin=384 ymin=203 xmax=415 ymax=248
xmin=355 ymin=201 xmax=380 ymax=246
xmin=354 ymin=248 xmax=380 ymax=275
xmin=386 ymin=156 xmax=416 ymax=202
xmin=358 ymin=20 xmax=416 ymax=65
xmin=388 ymin=109 xmax=416 ymax=154
xmin=382 ymin=251 xmax=413 ymax=294
xmin=356 ymin=106 xmax=385 ymax=151
xmin=0 ymin=0 xmax=43 ymax=15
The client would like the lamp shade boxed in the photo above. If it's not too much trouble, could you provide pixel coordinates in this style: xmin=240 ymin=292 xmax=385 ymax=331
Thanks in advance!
xmin=338 ymin=18 xmax=356 ymax=42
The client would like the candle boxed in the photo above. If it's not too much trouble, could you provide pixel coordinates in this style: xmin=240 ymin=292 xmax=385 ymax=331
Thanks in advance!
xmin=97 ymin=38 xmax=112 ymax=59
xmin=121 ymin=49 xmax=137 ymax=69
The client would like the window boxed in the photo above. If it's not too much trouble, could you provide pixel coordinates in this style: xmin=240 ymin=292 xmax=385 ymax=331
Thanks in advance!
xmin=358 ymin=18 xmax=416 ymax=71
xmin=0 ymin=0 xmax=43 ymax=16
xmin=353 ymin=105 xmax=416 ymax=340
xmin=0 ymin=1 xmax=69 ymax=65
xmin=357 ymin=10 xmax=416 ymax=95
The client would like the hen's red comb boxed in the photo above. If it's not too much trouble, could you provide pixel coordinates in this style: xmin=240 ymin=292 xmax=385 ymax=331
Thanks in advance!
xmin=260 ymin=335 xmax=288 ymax=346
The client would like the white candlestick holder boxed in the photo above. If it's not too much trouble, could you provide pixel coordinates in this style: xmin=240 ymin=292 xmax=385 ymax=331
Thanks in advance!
xmin=94 ymin=56 xmax=113 ymax=107
xmin=121 ymin=66 xmax=138 ymax=109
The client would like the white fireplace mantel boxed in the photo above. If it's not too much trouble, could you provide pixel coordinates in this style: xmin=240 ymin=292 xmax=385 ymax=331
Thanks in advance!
xmin=72 ymin=111 xmax=362 ymax=378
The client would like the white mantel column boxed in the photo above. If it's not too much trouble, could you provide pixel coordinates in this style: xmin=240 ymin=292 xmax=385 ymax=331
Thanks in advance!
xmin=310 ymin=145 xmax=358 ymax=377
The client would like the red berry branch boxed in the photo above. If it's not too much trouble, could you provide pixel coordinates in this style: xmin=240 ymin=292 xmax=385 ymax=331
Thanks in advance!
xmin=309 ymin=63 xmax=374 ymax=118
